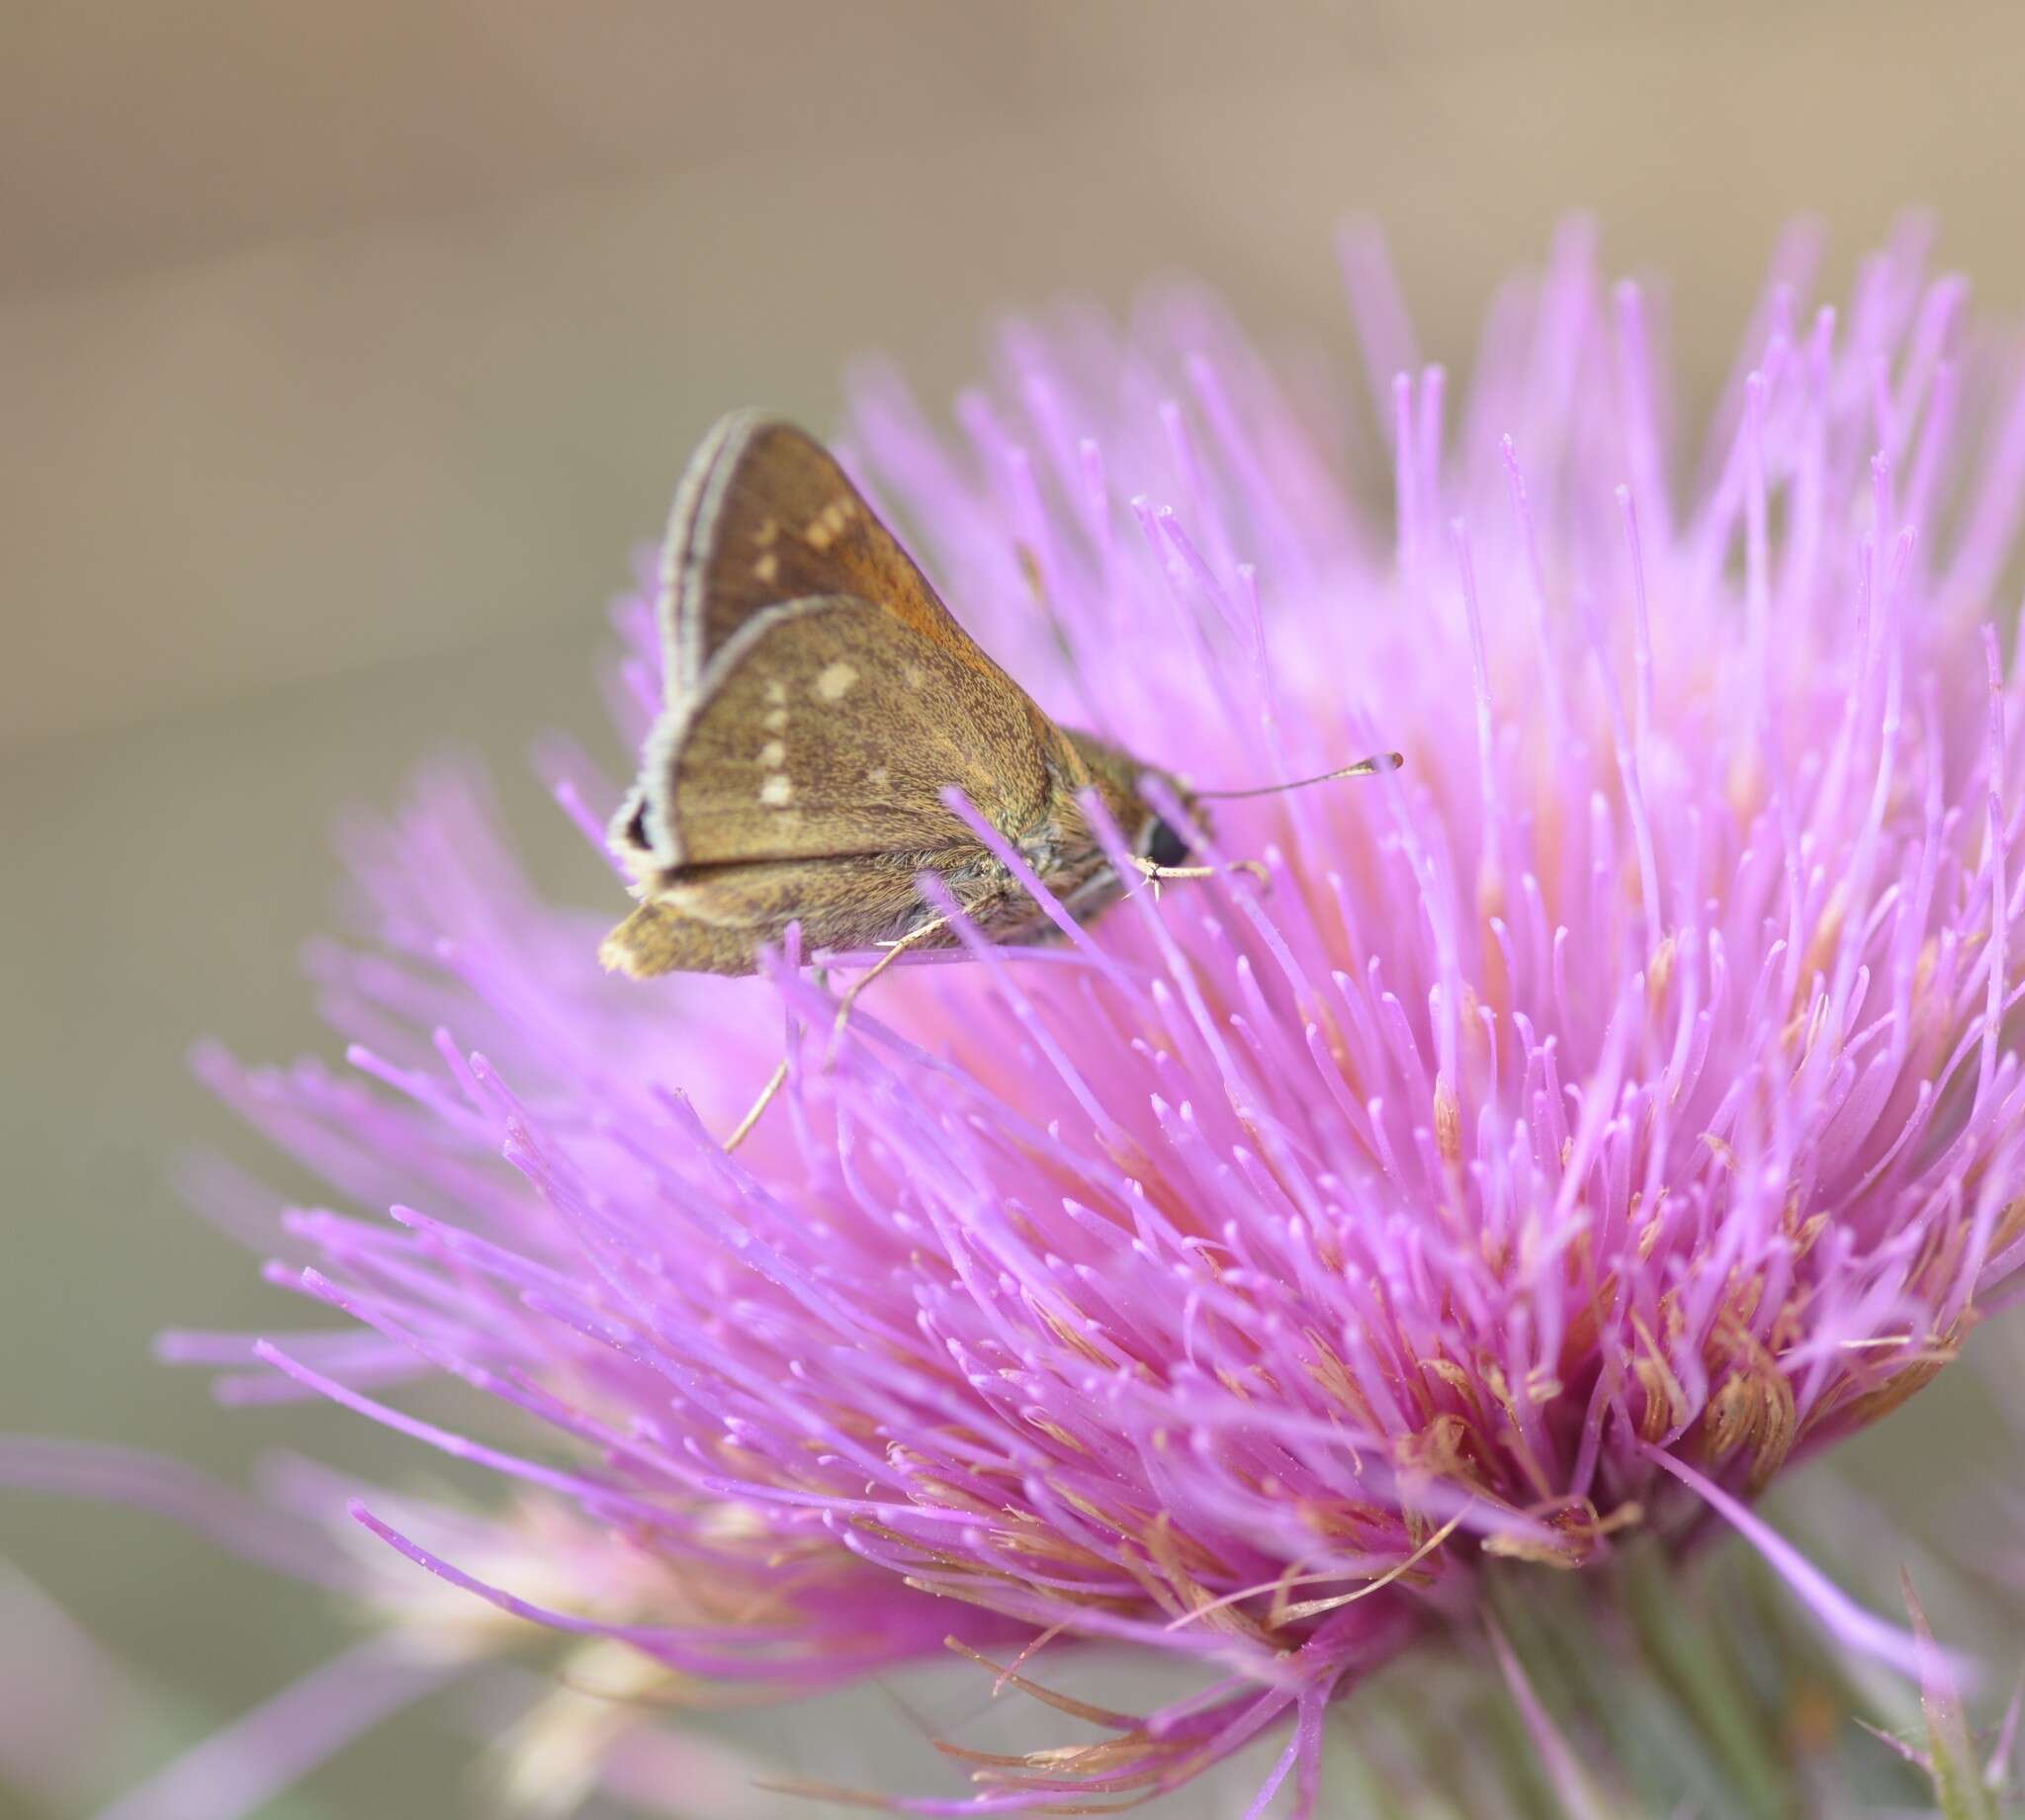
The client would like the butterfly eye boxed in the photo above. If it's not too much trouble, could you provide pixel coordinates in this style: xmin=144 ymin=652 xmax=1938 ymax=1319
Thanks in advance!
xmin=1144 ymin=818 xmax=1191 ymax=870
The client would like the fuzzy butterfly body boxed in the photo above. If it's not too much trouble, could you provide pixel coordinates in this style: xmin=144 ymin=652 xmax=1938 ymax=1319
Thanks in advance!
xmin=603 ymin=412 xmax=1198 ymax=978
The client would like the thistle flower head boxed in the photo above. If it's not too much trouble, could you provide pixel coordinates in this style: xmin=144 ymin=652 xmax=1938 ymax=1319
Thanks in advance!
xmin=114 ymin=218 xmax=2025 ymax=1811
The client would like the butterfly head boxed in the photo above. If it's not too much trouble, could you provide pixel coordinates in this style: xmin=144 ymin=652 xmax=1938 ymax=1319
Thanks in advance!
xmin=1141 ymin=811 xmax=1194 ymax=871
xmin=1057 ymin=728 xmax=1206 ymax=879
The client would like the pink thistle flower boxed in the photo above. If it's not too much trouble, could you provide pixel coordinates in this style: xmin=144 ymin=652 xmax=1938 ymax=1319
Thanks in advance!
xmin=27 ymin=216 xmax=2025 ymax=1814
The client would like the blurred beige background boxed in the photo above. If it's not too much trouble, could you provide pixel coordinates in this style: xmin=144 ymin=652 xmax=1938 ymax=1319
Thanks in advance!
xmin=7 ymin=3 xmax=2025 ymax=1814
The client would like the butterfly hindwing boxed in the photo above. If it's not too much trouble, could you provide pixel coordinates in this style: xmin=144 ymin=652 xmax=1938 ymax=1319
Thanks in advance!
xmin=645 ymin=593 xmax=1056 ymax=869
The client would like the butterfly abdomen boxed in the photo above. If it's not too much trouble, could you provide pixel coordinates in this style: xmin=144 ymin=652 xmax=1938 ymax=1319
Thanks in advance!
xmin=602 ymin=851 xmax=964 ymax=978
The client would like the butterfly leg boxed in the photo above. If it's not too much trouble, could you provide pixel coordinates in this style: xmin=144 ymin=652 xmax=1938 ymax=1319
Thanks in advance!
xmin=825 ymin=914 xmax=952 ymax=1060
xmin=721 ymin=916 xmax=952 ymax=1153
xmin=722 ymin=1058 xmax=789 ymax=1153
xmin=1128 ymin=855 xmax=1272 ymax=887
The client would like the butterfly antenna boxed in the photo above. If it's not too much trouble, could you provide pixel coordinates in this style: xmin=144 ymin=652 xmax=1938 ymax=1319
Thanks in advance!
xmin=1193 ymin=750 xmax=1404 ymax=801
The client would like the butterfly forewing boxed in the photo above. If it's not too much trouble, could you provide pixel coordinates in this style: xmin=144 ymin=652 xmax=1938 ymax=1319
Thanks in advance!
xmin=661 ymin=413 xmax=993 ymax=690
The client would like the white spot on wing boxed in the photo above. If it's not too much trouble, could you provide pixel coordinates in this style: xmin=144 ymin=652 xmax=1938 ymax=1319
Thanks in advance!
xmin=758 ymin=739 xmax=787 ymax=767
xmin=802 ymin=499 xmax=853 ymax=550
xmin=764 ymin=681 xmax=787 ymax=706
xmin=816 ymin=661 xmax=858 ymax=700
xmin=759 ymin=775 xmax=794 ymax=807
xmin=762 ymin=708 xmax=789 ymax=733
